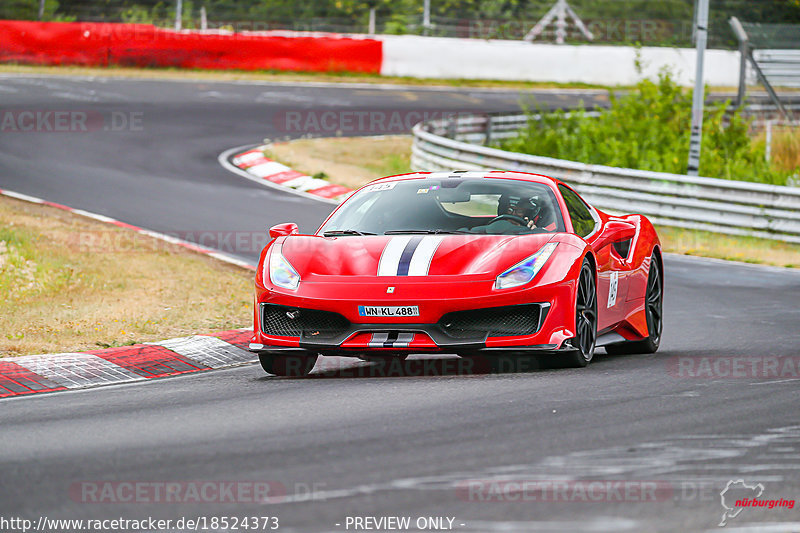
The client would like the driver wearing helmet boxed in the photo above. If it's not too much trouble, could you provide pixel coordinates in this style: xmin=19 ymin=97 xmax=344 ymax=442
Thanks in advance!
xmin=499 ymin=194 xmax=542 ymax=228
xmin=469 ymin=194 xmax=544 ymax=234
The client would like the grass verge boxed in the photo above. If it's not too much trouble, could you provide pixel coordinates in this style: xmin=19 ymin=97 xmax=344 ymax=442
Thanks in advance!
xmin=0 ymin=63 xmax=613 ymax=90
xmin=266 ymin=135 xmax=412 ymax=190
xmin=267 ymin=135 xmax=800 ymax=269
xmin=0 ymin=195 xmax=252 ymax=357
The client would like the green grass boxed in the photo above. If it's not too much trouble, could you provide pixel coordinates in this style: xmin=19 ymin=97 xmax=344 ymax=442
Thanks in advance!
xmin=0 ymin=224 xmax=83 ymax=306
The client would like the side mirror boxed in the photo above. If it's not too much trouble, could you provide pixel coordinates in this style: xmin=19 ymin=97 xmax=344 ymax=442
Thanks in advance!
xmin=599 ymin=220 xmax=636 ymax=246
xmin=269 ymin=222 xmax=299 ymax=239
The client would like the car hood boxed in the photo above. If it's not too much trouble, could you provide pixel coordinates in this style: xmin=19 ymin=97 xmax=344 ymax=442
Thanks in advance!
xmin=279 ymin=234 xmax=556 ymax=280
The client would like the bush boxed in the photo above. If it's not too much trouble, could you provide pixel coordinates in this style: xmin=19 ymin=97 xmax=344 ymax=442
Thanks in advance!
xmin=499 ymin=69 xmax=795 ymax=186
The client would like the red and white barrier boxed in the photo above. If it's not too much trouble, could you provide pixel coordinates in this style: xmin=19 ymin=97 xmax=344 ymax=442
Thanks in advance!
xmin=0 ymin=21 xmax=739 ymax=87
xmin=0 ymin=21 xmax=382 ymax=73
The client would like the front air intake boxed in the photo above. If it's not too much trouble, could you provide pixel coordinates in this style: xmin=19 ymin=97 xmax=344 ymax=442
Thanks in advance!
xmin=439 ymin=304 xmax=544 ymax=338
xmin=261 ymin=304 xmax=350 ymax=339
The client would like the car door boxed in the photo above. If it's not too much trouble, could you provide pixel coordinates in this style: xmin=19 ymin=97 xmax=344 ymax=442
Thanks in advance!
xmin=558 ymin=184 xmax=628 ymax=329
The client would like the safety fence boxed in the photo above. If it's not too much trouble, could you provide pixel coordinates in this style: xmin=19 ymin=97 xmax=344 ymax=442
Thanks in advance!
xmin=411 ymin=113 xmax=800 ymax=243
xmin=0 ymin=20 xmax=741 ymax=85
xmin=753 ymin=50 xmax=800 ymax=89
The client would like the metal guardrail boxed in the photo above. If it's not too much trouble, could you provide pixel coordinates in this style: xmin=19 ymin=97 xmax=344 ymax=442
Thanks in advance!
xmin=753 ymin=49 xmax=800 ymax=89
xmin=411 ymin=113 xmax=800 ymax=244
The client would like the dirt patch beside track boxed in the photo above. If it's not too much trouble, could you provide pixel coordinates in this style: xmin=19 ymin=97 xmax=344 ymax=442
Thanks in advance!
xmin=0 ymin=195 xmax=251 ymax=356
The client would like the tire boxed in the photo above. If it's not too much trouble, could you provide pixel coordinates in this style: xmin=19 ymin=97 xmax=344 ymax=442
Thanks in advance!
xmin=605 ymin=255 xmax=663 ymax=355
xmin=259 ymin=353 xmax=318 ymax=377
xmin=563 ymin=258 xmax=597 ymax=368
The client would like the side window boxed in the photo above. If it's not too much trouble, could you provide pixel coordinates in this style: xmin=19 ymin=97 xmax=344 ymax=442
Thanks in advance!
xmin=558 ymin=184 xmax=596 ymax=238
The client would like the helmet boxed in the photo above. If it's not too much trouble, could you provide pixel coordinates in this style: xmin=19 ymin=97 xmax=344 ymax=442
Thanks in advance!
xmin=498 ymin=194 xmax=542 ymax=220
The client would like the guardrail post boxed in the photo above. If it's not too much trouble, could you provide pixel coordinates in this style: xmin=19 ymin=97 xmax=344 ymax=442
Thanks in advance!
xmin=446 ymin=115 xmax=457 ymax=139
xmin=484 ymin=114 xmax=493 ymax=146
xmin=730 ymin=17 xmax=749 ymax=109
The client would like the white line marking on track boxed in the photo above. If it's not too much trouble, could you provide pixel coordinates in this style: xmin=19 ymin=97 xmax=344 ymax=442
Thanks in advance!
xmin=0 ymin=188 xmax=255 ymax=271
xmin=1 ymin=190 xmax=45 ymax=204
xmin=750 ymin=378 xmax=800 ymax=385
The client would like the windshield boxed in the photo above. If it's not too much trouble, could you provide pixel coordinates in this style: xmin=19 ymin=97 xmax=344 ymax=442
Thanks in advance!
xmin=318 ymin=177 xmax=565 ymax=236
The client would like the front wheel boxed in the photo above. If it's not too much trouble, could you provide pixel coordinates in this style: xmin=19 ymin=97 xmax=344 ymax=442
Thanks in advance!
xmin=563 ymin=258 xmax=597 ymax=368
xmin=605 ymin=255 xmax=663 ymax=355
xmin=259 ymin=353 xmax=318 ymax=377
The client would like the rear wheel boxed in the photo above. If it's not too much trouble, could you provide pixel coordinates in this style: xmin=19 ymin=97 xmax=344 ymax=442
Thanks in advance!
xmin=605 ymin=255 xmax=663 ymax=355
xmin=259 ymin=353 xmax=318 ymax=377
xmin=563 ymin=259 xmax=597 ymax=368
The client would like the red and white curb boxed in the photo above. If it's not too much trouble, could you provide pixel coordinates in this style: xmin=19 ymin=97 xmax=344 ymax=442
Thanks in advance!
xmin=219 ymin=144 xmax=353 ymax=205
xmin=0 ymin=188 xmax=262 ymax=399
xmin=0 ymin=188 xmax=256 ymax=271
xmin=0 ymin=329 xmax=255 ymax=399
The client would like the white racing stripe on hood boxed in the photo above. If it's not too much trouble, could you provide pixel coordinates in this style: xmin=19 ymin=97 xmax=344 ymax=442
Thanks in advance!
xmin=378 ymin=235 xmax=443 ymax=276
xmin=378 ymin=235 xmax=413 ymax=276
xmin=407 ymin=236 xmax=444 ymax=276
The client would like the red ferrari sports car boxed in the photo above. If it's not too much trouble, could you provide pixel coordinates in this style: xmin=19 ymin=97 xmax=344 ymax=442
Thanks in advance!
xmin=250 ymin=171 xmax=663 ymax=376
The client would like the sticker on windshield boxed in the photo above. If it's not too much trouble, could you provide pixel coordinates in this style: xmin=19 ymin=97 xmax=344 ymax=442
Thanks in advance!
xmin=364 ymin=182 xmax=397 ymax=193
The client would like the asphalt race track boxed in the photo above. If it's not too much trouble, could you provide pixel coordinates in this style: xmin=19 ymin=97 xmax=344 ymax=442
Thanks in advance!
xmin=2 ymin=75 xmax=800 ymax=533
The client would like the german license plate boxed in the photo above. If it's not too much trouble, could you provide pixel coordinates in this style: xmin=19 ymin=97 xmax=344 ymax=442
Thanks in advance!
xmin=358 ymin=305 xmax=419 ymax=317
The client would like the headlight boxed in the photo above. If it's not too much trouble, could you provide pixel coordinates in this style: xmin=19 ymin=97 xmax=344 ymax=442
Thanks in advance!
xmin=494 ymin=242 xmax=558 ymax=290
xmin=268 ymin=242 xmax=300 ymax=290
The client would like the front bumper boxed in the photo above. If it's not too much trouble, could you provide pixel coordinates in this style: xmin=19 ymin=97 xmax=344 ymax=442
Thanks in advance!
xmin=251 ymin=278 xmax=576 ymax=357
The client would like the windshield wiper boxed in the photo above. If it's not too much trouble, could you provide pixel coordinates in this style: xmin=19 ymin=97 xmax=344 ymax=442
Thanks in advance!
xmin=322 ymin=229 xmax=375 ymax=237
xmin=384 ymin=229 xmax=471 ymax=235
